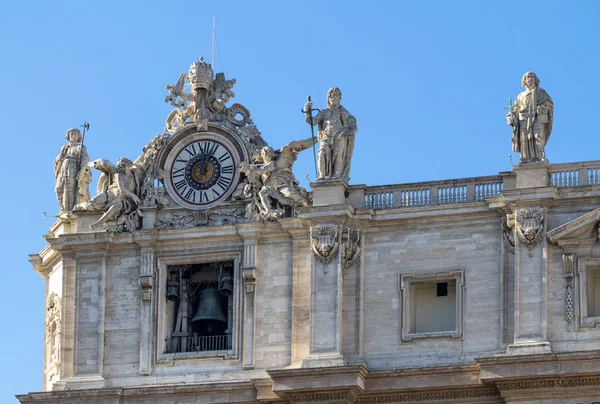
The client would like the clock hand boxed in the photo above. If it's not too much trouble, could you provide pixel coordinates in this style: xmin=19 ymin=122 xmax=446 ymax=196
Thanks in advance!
xmin=199 ymin=152 xmax=208 ymax=177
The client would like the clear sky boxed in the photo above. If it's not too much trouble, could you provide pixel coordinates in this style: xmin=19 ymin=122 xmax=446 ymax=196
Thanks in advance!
xmin=2 ymin=0 xmax=599 ymax=401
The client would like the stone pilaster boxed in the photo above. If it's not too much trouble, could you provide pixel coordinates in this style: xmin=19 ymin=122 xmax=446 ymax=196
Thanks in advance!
xmin=237 ymin=223 xmax=262 ymax=369
xmin=507 ymin=207 xmax=551 ymax=355
xmin=55 ymin=250 xmax=75 ymax=388
xmin=54 ymin=247 xmax=108 ymax=390
xmin=303 ymin=223 xmax=346 ymax=367
xmin=137 ymin=242 xmax=155 ymax=375
xmin=280 ymin=220 xmax=311 ymax=366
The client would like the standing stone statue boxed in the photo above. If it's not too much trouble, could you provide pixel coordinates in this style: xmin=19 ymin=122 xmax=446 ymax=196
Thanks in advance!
xmin=507 ymin=72 xmax=554 ymax=163
xmin=54 ymin=128 xmax=90 ymax=216
xmin=304 ymin=88 xmax=357 ymax=181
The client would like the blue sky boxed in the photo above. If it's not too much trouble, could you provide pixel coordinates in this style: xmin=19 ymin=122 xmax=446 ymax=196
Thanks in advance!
xmin=2 ymin=1 xmax=600 ymax=401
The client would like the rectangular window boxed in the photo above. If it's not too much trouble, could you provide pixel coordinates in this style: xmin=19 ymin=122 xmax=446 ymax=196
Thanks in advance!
xmin=586 ymin=267 xmax=600 ymax=318
xmin=165 ymin=261 xmax=234 ymax=354
xmin=410 ymin=280 xmax=457 ymax=334
xmin=400 ymin=269 xmax=464 ymax=341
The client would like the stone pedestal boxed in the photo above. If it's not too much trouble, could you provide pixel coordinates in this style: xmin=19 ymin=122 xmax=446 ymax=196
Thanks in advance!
xmin=514 ymin=161 xmax=549 ymax=189
xmin=141 ymin=206 xmax=158 ymax=229
xmin=311 ymin=179 xmax=348 ymax=207
xmin=75 ymin=211 xmax=103 ymax=233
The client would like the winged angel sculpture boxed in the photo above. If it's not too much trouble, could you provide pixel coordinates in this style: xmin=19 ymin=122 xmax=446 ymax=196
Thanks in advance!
xmin=73 ymin=135 xmax=168 ymax=232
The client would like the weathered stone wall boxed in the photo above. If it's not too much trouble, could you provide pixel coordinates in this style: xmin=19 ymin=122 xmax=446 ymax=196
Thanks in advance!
xmin=103 ymin=252 xmax=140 ymax=377
xmin=254 ymin=237 xmax=294 ymax=368
xmin=360 ymin=214 xmax=503 ymax=368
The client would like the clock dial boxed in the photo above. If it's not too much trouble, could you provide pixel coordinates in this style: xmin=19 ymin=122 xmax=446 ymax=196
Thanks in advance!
xmin=169 ymin=139 xmax=236 ymax=208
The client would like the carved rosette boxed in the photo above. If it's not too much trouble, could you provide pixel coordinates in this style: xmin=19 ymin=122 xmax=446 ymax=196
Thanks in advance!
xmin=562 ymin=253 xmax=576 ymax=329
xmin=310 ymin=225 xmax=339 ymax=272
xmin=515 ymin=209 xmax=544 ymax=254
xmin=342 ymin=228 xmax=361 ymax=269
xmin=45 ymin=293 xmax=61 ymax=376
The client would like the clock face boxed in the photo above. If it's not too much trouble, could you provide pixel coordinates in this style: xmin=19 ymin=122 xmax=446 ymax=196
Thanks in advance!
xmin=168 ymin=138 xmax=237 ymax=209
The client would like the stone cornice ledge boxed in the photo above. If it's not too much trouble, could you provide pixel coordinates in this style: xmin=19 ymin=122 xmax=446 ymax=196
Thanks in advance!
xmin=268 ymin=365 xmax=367 ymax=401
xmin=296 ymin=204 xmax=356 ymax=221
xmin=267 ymin=365 xmax=504 ymax=403
xmin=16 ymin=381 xmax=258 ymax=403
xmin=477 ymin=350 xmax=600 ymax=381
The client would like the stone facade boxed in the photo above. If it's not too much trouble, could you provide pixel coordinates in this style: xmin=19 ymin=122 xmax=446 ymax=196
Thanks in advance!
xmin=21 ymin=160 xmax=600 ymax=404
xmin=19 ymin=63 xmax=600 ymax=403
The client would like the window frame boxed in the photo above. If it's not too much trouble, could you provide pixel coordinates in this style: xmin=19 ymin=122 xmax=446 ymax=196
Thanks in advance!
xmin=156 ymin=252 xmax=242 ymax=362
xmin=398 ymin=269 xmax=465 ymax=342
xmin=577 ymin=257 xmax=600 ymax=329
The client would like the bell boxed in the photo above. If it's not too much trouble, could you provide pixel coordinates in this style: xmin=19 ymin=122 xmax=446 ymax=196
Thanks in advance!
xmin=191 ymin=287 xmax=227 ymax=335
xmin=166 ymin=280 xmax=179 ymax=301
xmin=219 ymin=274 xmax=233 ymax=295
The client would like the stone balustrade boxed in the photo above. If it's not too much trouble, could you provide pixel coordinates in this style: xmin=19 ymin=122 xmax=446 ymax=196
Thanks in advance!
xmin=549 ymin=160 xmax=600 ymax=187
xmin=357 ymin=175 xmax=507 ymax=210
xmin=353 ymin=160 xmax=600 ymax=210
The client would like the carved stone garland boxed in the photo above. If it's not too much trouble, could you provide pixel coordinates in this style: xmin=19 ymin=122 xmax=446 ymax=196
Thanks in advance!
xmin=310 ymin=225 xmax=339 ymax=273
xmin=562 ymin=253 xmax=576 ymax=330
xmin=45 ymin=293 xmax=61 ymax=377
xmin=501 ymin=215 xmax=515 ymax=253
xmin=342 ymin=228 xmax=361 ymax=269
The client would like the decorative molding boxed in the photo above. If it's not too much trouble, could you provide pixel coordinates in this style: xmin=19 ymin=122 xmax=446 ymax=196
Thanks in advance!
xmin=563 ymin=253 xmax=576 ymax=329
xmin=342 ymin=228 xmax=361 ymax=269
xmin=399 ymin=269 xmax=465 ymax=342
xmin=155 ymin=209 xmax=246 ymax=230
xmin=242 ymin=267 xmax=257 ymax=294
xmin=497 ymin=376 xmax=600 ymax=391
xmin=288 ymin=389 xmax=358 ymax=403
xmin=138 ymin=246 xmax=155 ymax=375
xmin=310 ymin=224 xmax=339 ymax=271
xmin=357 ymin=387 xmax=500 ymax=403
xmin=501 ymin=214 xmax=515 ymax=253
xmin=45 ymin=293 xmax=62 ymax=379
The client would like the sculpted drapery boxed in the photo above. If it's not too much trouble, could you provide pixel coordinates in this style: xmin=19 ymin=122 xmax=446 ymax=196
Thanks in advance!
xmin=508 ymin=72 xmax=554 ymax=163
xmin=54 ymin=128 xmax=90 ymax=215
xmin=305 ymin=88 xmax=357 ymax=181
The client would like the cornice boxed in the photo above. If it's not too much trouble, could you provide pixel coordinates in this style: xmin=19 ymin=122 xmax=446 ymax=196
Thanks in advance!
xmin=496 ymin=375 xmax=600 ymax=391
xmin=357 ymin=387 xmax=500 ymax=403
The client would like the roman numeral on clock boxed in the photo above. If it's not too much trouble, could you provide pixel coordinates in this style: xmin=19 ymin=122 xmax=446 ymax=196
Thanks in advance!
xmin=221 ymin=165 xmax=233 ymax=174
xmin=175 ymin=179 xmax=187 ymax=191
xmin=173 ymin=167 xmax=185 ymax=178
xmin=216 ymin=176 xmax=232 ymax=191
xmin=201 ymin=141 xmax=219 ymax=157
xmin=184 ymin=188 xmax=196 ymax=201
xmin=185 ymin=143 xmax=197 ymax=156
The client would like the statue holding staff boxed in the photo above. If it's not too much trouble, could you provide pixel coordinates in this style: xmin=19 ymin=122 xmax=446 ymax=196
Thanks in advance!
xmin=304 ymin=88 xmax=357 ymax=181
xmin=54 ymin=128 xmax=91 ymax=216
